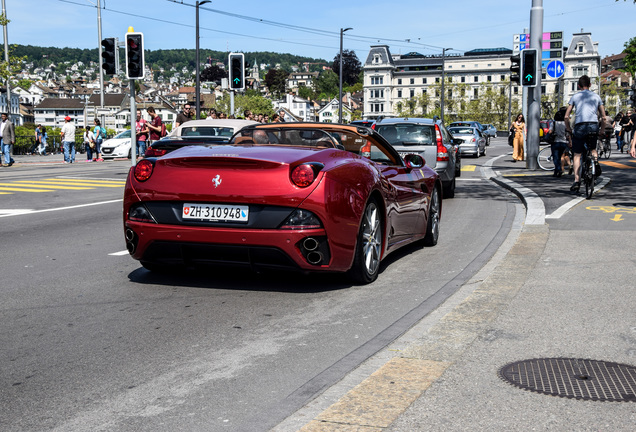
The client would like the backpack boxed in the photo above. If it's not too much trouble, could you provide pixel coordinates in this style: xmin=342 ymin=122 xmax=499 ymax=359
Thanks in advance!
xmin=160 ymin=123 xmax=167 ymax=138
xmin=99 ymin=126 xmax=106 ymax=139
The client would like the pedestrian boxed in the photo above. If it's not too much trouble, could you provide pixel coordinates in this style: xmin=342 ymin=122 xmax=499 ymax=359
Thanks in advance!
xmin=92 ymin=118 xmax=106 ymax=162
xmin=60 ymin=115 xmax=76 ymax=164
xmin=564 ymin=75 xmax=606 ymax=192
xmin=206 ymin=109 xmax=218 ymax=120
xmin=272 ymin=113 xmax=281 ymax=123
xmin=83 ymin=126 xmax=94 ymax=161
xmin=510 ymin=113 xmax=525 ymax=162
xmin=40 ymin=126 xmax=48 ymax=156
xmin=1 ymin=112 xmax=16 ymax=167
xmin=630 ymin=132 xmax=636 ymax=158
xmin=145 ymin=106 xmax=163 ymax=143
xmin=175 ymin=104 xmax=192 ymax=128
xmin=243 ymin=110 xmax=254 ymax=121
xmin=278 ymin=109 xmax=286 ymax=122
xmin=32 ymin=124 xmax=42 ymax=155
xmin=549 ymin=107 xmax=570 ymax=177
xmin=135 ymin=109 xmax=149 ymax=159
xmin=614 ymin=112 xmax=623 ymax=151
xmin=619 ymin=109 xmax=632 ymax=153
xmin=629 ymin=109 xmax=636 ymax=144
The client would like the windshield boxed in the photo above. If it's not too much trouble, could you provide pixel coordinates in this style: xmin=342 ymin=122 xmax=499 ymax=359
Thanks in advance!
xmin=114 ymin=130 xmax=131 ymax=139
xmin=449 ymin=127 xmax=475 ymax=135
xmin=376 ymin=124 xmax=434 ymax=145
xmin=180 ymin=126 xmax=235 ymax=137
xmin=232 ymin=128 xmax=339 ymax=148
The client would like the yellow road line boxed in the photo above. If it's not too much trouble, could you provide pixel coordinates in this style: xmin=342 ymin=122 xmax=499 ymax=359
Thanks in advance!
xmin=13 ymin=180 xmax=120 ymax=188
xmin=461 ymin=165 xmax=476 ymax=172
xmin=44 ymin=178 xmax=126 ymax=184
xmin=599 ymin=161 xmax=635 ymax=169
xmin=0 ymin=182 xmax=93 ymax=190
xmin=0 ymin=186 xmax=54 ymax=192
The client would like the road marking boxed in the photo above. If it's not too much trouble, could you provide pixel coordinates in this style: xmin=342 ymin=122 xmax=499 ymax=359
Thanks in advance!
xmin=461 ymin=165 xmax=476 ymax=172
xmin=0 ymin=199 xmax=122 ymax=218
xmin=599 ymin=161 xmax=635 ymax=169
xmin=46 ymin=178 xmax=126 ymax=184
xmin=611 ymin=214 xmax=624 ymax=222
xmin=0 ymin=185 xmax=54 ymax=193
xmin=7 ymin=182 xmax=95 ymax=190
xmin=109 ymin=250 xmax=130 ymax=256
xmin=0 ymin=209 xmax=33 ymax=217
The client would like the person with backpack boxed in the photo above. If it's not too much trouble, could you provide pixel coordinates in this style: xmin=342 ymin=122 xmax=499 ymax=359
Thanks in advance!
xmin=92 ymin=118 xmax=106 ymax=162
xmin=145 ymin=106 xmax=164 ymax=143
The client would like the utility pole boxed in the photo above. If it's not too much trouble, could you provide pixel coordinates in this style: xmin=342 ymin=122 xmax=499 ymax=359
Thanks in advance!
xmin=2 ymin=0 xmax=12 ymax=120
xmin=440 ymin=48 xmax=453 ymax=123
xmin=97 ymin=0 xmax=104 ymax=108
xmin=526 ymin=0 xmax=543 ymax=170
xmin=195 ymin=1 xmax=211 ymax=120
xmin=339 ymin=27 xmax=352 ymax=123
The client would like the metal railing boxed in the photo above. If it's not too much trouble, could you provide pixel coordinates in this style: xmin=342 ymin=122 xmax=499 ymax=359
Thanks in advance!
xmin=10 ymin=133 xmax=110 ymax=155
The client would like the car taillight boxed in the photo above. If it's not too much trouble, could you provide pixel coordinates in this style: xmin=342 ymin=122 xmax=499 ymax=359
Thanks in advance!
xmin=291 ymin=163 xmax=323 ymax=188
xmin=128 ymin=203 xmax=156 ymax=223
xmin=471 ymin=138 xmax=476 ymax=142
xmin=145 ymin=148 xmax=167 ymax=157
xmin=134 ymin=159 xmax=154 ymax=182
xmin=371 ymin=123 xmax=376 ymax=130
xmin=435 ymin=125 xmax=449 ymax=161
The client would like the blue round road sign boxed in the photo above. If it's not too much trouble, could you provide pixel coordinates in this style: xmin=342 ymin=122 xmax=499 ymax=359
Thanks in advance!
xmin=547 ymin=60 xmax=565 ymax=79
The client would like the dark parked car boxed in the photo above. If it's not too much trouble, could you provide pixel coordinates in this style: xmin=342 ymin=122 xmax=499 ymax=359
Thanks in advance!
xmin=375 ymin=117 xmax=460 ymax=198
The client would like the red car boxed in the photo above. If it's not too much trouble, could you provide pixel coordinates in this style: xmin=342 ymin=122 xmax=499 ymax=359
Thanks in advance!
xmin=123 ymin=123 xmax=442 ymax=284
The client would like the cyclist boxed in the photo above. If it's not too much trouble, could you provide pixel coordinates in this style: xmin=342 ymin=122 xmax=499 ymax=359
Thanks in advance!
xmin=564 ymin=75 xmax=606 ymax=192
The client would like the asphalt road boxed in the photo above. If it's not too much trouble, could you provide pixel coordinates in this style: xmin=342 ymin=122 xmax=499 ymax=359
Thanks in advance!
xmin=0 ymin=142 xmax=519 ymax=432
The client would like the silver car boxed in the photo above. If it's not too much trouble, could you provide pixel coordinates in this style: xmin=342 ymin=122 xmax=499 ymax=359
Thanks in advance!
xmin=375 ymin=118 xmax=460 ymax=198
xmin=483 ymin=124 xmax=497 ymax=139
xmin=448 ymin=126 xmax=487 ymax=158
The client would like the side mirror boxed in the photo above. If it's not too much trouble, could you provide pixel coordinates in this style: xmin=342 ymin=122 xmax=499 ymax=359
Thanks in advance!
xmin=403 ymin=153 xmax=424 ymax=169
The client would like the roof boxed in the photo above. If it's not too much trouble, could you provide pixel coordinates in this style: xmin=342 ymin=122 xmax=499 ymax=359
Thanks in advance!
xmin=88 ymin=93 xmax=127 ymax=107
xmin=35 ymin=98 xmax=85 ymax=109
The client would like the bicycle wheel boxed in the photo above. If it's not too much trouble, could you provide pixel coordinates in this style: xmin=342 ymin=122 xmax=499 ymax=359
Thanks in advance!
xmin=537 ymin=146 xmax=553 ymax=171
xmin=584 ymin=156 xmax=594 ymax=199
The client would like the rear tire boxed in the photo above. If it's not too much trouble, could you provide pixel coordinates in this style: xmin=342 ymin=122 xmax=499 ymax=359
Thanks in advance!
xmin=584 ymin=158 xmax=594 ymax=199
xmin=348 ymin=199 xmax=383 ymax=284
xmin=423 ymin=187 xmax=440 ymax=246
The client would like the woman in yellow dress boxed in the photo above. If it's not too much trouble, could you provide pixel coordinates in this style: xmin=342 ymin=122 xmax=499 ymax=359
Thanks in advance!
xmin=511 ymin=113 xmax=526 ymax=162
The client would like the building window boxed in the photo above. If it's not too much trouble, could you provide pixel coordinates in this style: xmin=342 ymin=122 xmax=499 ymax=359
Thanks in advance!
xmin=423 ymin=78 xmax=427 ymax=84
xmin=514 ymin=87 xmax=519 ymax=94
xmin=397 ymin=90 xmax=402 ymax=98
xmin=474 ymin=76 xmax=479 ymax=83
xmin=397 ymin=78 xmax=402 ymax=85
xmin=473 ymin=88 xmax=479 ymax=98
xmin=541 ymin=86 xmax=546 ymax=93
xmin=410 ymin=78 xmax=414 ymax=84
xmin=371 ymin=76 xmax=383 ymax=85
xmin=371 ymin=103 xmax=384 ymax=112
xmin=500 ymin=75 xmax=505 ymax=81
xmin=573 ymin=66 xmax=588 ymax=77
xmin=410 ymin=89 xmax=415 ymax=98
xmin=371 ymin=89 xmax=384 ymax=98
xmin=487 ymin=75 xmax=492 ymax=82
xmin=461 ymin=77 xmax=465 ymax=83
xmin=422 ymin=89 xmax=427 ymax=94
xmin=435 ymin=77 xmax=440 ymax=83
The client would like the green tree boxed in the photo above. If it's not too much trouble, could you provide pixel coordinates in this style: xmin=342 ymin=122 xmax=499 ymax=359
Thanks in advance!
xmin=214 ymin=92 xmax=274 ymax=118
xmin=332 ymin=50 xmax=362 ymax=87
xmin=0 ymin=15 xmax=26 ymax=86
xmin=297 ymin=85 xmax=315 ymax=101
xmin=264 ymin=68 xmax=288 ymax=98
xmin=314 ymin=69 xmax=339 ymax=100
xmin=623 ymin=37 xmax=636 ymax=78
xmin=200 ymin=64 xmax=227 ymax=83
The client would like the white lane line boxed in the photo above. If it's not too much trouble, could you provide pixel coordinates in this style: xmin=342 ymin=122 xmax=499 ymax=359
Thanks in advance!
xmin=0 ymin=199 xmax=122 ymax=218
xmin=109 ymin=250 xmax=130 ymax=256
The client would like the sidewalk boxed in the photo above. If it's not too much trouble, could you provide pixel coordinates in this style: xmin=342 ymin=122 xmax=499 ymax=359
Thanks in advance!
xmin=284 ymin=152 xmax=636 ymax=431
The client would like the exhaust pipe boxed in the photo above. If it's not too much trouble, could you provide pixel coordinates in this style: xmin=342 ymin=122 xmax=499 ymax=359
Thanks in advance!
xmin=306 ymin=251 xmax=323 ymax=265
xmin=126 ymin=241 xmax=136 ymax=254
xmin=125 ymin=228 xmax=135 ymax=242
xmin=303 ymin=237 xmax=319 ymax=251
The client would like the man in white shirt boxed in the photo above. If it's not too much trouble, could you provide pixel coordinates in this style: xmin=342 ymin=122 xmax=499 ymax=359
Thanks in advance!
xmin=1 ymin=112 xmax=16 ymax=167
xmin=60 ymin=116 xmax=77 ymax=164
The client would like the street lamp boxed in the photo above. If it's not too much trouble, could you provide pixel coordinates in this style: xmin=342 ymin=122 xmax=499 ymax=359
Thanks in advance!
xmin=440 ymin=47 xmax=453 ymax=123
xmin=339 ymin=27 xmax=352 ymax=123
xmin=195 ymin=0 xmax=211 ymax=120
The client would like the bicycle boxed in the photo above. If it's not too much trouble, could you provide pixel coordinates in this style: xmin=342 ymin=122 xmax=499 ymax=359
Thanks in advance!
xmin=537 ymin=145 xmax=554 ymax=171
xmin=596 ymin=130 xmax=612 ymax=160
xmin=573 ymin=132 xmax=598 ymax=199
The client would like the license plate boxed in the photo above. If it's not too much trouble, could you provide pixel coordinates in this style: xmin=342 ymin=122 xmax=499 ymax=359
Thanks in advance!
xmin=182 ymin=203 xmax=249 ymax=222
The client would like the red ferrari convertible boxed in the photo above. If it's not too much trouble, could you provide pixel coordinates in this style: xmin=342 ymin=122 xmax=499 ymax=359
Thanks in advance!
xmin=123 ymin=123 xmax=442 ymax=284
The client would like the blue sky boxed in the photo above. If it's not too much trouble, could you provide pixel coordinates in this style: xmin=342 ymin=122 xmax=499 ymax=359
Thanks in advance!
xmin=3 ymin=0 xmax=634 ymax=62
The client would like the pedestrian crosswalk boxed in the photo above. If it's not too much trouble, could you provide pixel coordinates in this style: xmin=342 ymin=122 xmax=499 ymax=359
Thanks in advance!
xmin=0 ymin=177 xmax=126 ymax=195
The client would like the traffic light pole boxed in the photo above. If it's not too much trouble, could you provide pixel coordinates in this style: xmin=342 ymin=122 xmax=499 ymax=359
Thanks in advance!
xmin=97 ymin=0 xmax=104 ymax=108
xmin=526 ymin=0 xmax=543 ymax=170
xmin=130 ymin=80 xmax=137 ymax=166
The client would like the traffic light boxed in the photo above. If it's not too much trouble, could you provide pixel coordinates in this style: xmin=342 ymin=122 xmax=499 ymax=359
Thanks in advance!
xmin=229 ymin=53 xmax=245 ymax=90
xmin=125 ymin=32 xmax=145 ymax=80
xmin=521 ymin=49 xmax=538 ymax=87
xmin=101 ymin=38 xmax=116 ymax=76
xmin=509 ymin=53 xmax=521 ymax=85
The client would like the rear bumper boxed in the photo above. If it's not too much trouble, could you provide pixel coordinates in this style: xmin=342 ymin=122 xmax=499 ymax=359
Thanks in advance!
xmin=124 ymin=221 xmax=348 ymax=272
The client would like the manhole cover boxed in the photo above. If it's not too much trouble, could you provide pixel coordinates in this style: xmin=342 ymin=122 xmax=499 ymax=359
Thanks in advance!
xmin=498 ymin=358 xmax=636 ymax=402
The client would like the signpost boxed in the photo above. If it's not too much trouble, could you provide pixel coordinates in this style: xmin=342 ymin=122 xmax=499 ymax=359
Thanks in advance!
xmin=546 ymin=60 xmax=565 ymax=79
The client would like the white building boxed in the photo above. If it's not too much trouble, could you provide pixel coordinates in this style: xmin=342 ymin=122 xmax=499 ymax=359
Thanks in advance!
xmin=274 ymin=93 xmax=315 ymax=122
xmin=317 ymin=97 xmax=352 ymax=123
